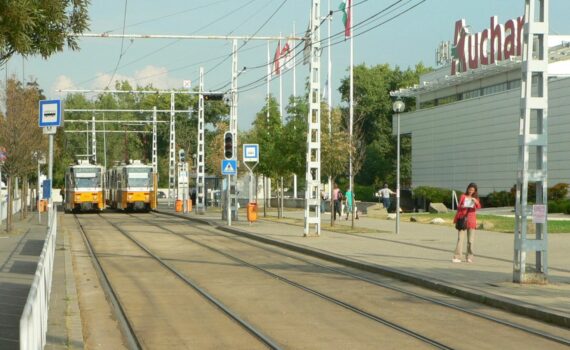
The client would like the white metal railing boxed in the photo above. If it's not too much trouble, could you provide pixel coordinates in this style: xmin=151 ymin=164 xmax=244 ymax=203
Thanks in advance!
xmin=19 ymin=204 xmax=57 ymax=350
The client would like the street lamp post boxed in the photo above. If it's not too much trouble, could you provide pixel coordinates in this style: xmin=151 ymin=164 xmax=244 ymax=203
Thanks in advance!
xmin=393 ymin=99 xmax=405 ymax=234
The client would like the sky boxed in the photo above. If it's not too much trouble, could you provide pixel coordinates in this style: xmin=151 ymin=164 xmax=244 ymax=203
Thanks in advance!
xmin=4 ymin=0 xmax=570 ymax=131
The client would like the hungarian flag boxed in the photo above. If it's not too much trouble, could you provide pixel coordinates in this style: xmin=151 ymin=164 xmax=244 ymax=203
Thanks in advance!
xmin=339 ymin=0 xmax=352 ymax=38
xmin=281 ymin=41 xmax=293 ymax=70
xmin=273 ymin=41 xmax=282 ymax=76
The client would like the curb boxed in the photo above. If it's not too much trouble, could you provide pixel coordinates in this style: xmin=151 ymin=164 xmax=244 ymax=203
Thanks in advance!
xmin=157 ymin=209 xmax=570 ymax=329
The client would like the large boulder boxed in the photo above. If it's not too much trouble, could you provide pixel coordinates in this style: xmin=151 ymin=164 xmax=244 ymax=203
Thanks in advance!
xmin=429 ymin=202 xmax=448 ymax=213
xmin=430 ymin=218 xmax=446 ymax=224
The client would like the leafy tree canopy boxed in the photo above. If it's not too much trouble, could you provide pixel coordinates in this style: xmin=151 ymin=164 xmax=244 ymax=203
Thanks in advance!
xmin=0 ymin=0 xmax=90 ymax=65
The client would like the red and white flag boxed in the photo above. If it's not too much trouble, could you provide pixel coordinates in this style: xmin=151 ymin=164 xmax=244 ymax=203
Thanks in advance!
xmin=273 ymin=41 xmax=282 ymax=76
xmin=339 ymin=0 xmax=352 ymax=38
xmin=281 ymin=41 xmax=293 ymax=70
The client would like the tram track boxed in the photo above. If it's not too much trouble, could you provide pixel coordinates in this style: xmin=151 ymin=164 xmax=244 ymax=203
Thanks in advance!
xmin=127 ymin=213 xmax=453 ymax=350
xmin=74 ymin=213 xmax=277 ymax=349
xmin=73 ymin=214 xmax=142 ymax=350
xmin=122 ymin=211 xmax=570 ymax=349
xmin=144 ymin=211 xmax=570 ymax=347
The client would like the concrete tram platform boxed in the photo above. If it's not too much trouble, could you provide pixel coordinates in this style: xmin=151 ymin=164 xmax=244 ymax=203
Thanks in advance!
xmin=0 ymin=210 xmax=83 ymax=350
xmin=158 ymin=204 xmax=570 ymax=329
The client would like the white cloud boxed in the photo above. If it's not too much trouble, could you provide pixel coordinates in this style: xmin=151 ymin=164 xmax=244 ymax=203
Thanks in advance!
xmin=52 ymin=75 xmax=76 ymax=93
xmin=90 ymin=65 xmax=181 ymax=90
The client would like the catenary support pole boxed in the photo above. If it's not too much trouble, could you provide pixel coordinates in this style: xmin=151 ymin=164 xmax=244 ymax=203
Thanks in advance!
xmin=514 ymin=0 xmax=549 ymax=283
xmin=304 ymin=0 xmax=322 ymax=236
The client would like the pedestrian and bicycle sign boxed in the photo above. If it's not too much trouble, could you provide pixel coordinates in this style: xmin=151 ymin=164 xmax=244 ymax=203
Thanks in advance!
xmin=243 ymin=144 xmax=259 ymax=162
xmin=221 ymin=159 xmax=237 ymax=175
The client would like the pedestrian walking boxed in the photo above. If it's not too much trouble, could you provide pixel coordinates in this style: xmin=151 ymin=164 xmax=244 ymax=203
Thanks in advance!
xmin=320 ymin=190 xmax=328 ymax=213
xmin=452 ymin=183 xmax=481 ymax=263
xmin=332 ymin=184 xmax=342 ymax=220
xmin=376 ymin=184 xmax=395 ymax=212
xmin=344 ymin=188 xmax=359 ymax=220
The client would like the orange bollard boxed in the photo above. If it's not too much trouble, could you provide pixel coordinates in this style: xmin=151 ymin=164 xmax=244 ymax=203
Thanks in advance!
xmin=247 ymin=202 xmax=257 ymax=223
xmin=175 ymin=199 xmax=182 ymax=212
xmin=187 ymin=199 xmax=192 ymax=212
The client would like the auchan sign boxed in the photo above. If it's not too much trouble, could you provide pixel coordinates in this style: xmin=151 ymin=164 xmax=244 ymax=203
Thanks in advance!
xmin=451 ymin=16 xmax=525 ymax=75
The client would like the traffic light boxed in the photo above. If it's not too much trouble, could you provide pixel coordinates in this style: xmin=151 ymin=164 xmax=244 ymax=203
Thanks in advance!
xmin=204 ymin=93 xmax=224 ymax=101
xmin=179 ymin=149 xmax=186 ymax=162
xmin=223 ymin=131 xmax=233 ymax=159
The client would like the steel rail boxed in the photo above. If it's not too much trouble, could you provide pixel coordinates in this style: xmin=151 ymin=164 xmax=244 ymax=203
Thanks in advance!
xmin=96 ymin=213 xmax=282 ymax=350
xmin=132 ymin=213 xmax=454 ymax=350
xmin=150 ymin=211 xmax=570 ymax=347
xmin=73 ymin=214 xmax=142 ymax=350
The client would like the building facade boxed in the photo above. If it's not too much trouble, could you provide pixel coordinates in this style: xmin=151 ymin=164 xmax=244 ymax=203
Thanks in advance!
xmin=392 ymin=21 xmax=570 ymax=196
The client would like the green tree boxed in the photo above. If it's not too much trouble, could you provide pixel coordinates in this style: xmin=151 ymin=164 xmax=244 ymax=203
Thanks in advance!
xmin=321 ymin=105 xmax=350 ymax=225
xmin=0 ymin=0 xmax=90 ymax=65
xmin=338 ymin=63 xmax=430 ymax=189
xmin=0 ymin=78 xmax=46 ymax=231
xmin=58 ymin=82 xmax=230 ymax=188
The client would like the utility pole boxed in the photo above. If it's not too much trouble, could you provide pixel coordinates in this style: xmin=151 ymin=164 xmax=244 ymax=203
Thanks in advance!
xmin=196 ymin=67 xmax=206 ymax=214
xmin=514 ymin=0 xmax=549 ymax=283
xmin=304 ymin=0 xmax=322 ymax=236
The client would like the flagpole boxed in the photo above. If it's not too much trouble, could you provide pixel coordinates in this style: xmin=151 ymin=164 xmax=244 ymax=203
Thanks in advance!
xmin=328 ymin=0 xmax=333 ymax=218
xmin=293 ymin=22 xmax=298 ymax=199
xmin=279 ymin=36 xmax=283 ymax=122
xmin=267 ymin=41 xmax=270 ymax=125
xmin=293 ymin=23 xmax=297 ymax=101
xmin=349 ymin=0 xmax=355 ymax=228
xmin=328 ymin=0 xmax=332 ymax=133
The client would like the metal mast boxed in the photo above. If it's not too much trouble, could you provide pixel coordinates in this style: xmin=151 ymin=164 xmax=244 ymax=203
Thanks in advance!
xmin=196 ymin=67 xmax=206 ymax=214
xmin=152 ymin=106 xmax=158 ymax=173
xmin=91 ymin=113 xmax=97 ymax=163
xmin=304 ymin=0 xmax=322 ymax=236
xmin=229 ymin=39 xmax=239 ymax=223
xmin=514 ymin=0 xmax=549 ymax=283
xmin=168 ymin=92 xmax=176 ymax=205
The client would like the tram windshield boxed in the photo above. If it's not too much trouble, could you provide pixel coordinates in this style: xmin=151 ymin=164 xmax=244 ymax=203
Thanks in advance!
xmin=127 ymin=167 xmax=152 ymax=188
xmin=73 ymin=168 xmax=101 ymax=188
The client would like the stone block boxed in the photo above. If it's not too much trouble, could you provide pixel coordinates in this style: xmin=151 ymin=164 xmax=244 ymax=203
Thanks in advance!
xmin=429 ymin=202 xmax=448 ymax=213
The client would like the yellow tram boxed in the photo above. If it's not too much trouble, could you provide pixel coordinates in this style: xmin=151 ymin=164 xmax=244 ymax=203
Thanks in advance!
xmin=106 ymin=160 xmax=156 ymax=212
xmin=64 ymin=160 xmax=105 ymax=212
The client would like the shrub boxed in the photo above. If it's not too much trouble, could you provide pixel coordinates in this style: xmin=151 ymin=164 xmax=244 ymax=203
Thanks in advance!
xmin=485 ymin=191 xmax=515 ymax=207
xmin=548 ymin=183 xmax=569 ymax=201
xmin=413 ymin=186 xmax=459 ymax=209
xmin=354 ymin=184 xmax=376 ymax=202
xmin=549 ymin=201 xmax=560 ymax=213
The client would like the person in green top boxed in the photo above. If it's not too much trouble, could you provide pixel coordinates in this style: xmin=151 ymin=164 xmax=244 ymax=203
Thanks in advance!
xmin=344 ymin=188 xmax=359 ymax=220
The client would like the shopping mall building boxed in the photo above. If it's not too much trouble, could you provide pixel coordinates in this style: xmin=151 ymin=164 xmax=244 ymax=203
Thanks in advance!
xmin=391 ymin=15 xmax=570 ymax=196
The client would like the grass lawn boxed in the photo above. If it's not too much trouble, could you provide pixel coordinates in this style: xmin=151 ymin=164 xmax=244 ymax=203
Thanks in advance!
xmin=219 ymin=207 xmax=570 ymax=234
xmin=400 ymin=212 xmax=570 ymax=234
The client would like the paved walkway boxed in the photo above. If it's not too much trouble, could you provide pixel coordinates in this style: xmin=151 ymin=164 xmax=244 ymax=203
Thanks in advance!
xmin=2 ymin=204 xmax=568 ymax=349
xmin=159 ymin=204 xmax=570 ymax=328
xmin=0 ymin=213 xmax=50 ymax=349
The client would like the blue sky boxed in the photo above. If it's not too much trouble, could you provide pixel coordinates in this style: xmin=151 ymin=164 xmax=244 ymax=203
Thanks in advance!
xmin=4 ymin=0 xmax=570 ymax=130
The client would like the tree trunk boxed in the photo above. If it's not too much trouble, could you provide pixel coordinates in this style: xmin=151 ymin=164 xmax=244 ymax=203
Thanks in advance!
xmin=20 ymin=179 xmax=27 ymax=219
xmin=6 ymin=176 xmax=13 ymax=232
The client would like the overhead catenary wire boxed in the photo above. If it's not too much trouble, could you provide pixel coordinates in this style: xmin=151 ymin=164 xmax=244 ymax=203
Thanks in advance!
xmin=211 ymin=0 xmax=406 ymax=92
xmin=75 ymin=0 xmax=264 ymax=88
xmin=235 ymin=0 xmax=425 ymax=95
xmin=105 ymin=0 xmax=129 ymax=90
